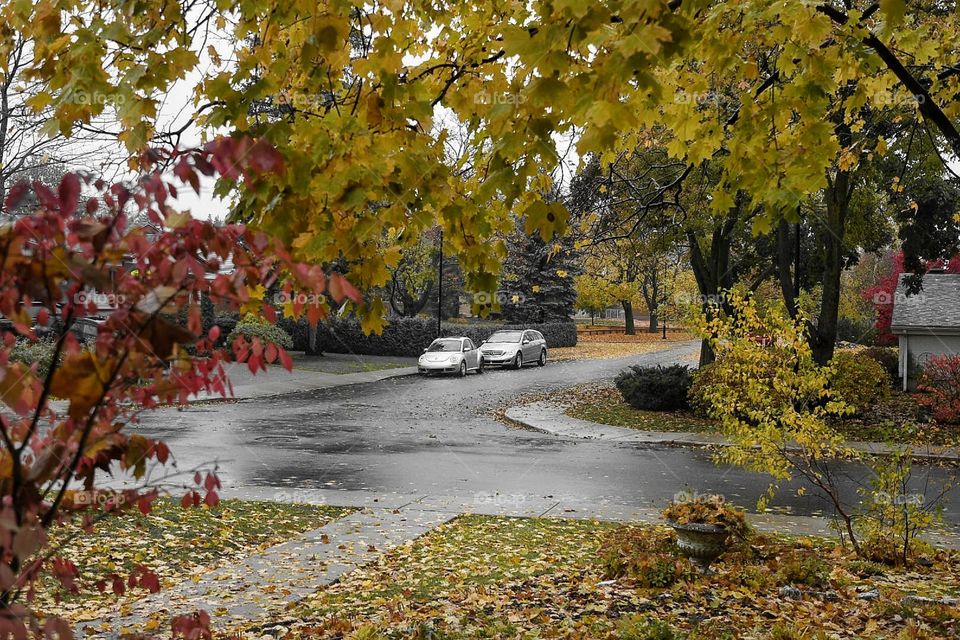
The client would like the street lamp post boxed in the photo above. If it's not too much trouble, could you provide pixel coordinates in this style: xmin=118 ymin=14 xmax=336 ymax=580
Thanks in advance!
xmin=437 ymin=228 xmax=443 ymax=339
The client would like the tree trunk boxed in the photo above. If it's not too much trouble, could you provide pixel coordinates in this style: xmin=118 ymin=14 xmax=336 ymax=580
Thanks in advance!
xmin=305 ymin=322 xmax=323 ymax=356
xmin=812 ymin=171 xmax=850 ymax=365
xmin=622 ymin=300 xmax=635 ymax=335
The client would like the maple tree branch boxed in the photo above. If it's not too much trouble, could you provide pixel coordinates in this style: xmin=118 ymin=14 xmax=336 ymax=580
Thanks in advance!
xmin=815 ymin=3 xmax=960 ymax=158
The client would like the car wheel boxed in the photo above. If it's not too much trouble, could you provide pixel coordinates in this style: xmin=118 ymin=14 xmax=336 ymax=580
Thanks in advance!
xmin=459 ymin=361 xmax=467 ymax=377
xmin=477 ymin=359 xmax=484 ymax=374
xmin=513 ymin=352 xmax=523 ymax=369
xmin=538 ymin=349 xmax=546 ymax=366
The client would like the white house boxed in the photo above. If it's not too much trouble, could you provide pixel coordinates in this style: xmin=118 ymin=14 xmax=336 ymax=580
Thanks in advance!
xmin=890 ymin=273 xmax=960 ymax=391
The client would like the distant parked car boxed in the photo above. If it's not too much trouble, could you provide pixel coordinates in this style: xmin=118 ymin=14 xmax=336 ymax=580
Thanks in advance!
xmin=418 ymin=337 xmax=483 ymax=377
xmin=479 ymin=329 xmax=547 ymax=369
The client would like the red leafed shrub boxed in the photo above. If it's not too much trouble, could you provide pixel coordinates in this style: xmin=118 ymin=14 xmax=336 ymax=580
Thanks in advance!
xmin=917 ymin=355 xmax=960 ymax=425
xmin=0 ymin=137 xmax=359 ymax=635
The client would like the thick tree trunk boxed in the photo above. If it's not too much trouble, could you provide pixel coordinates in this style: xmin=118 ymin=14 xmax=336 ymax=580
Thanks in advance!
xmin=687 ymin=213 xmax=737 ymax=367
xmin=621 ymin=300 xmax=635 ymax=335
xmin=648 ymin=309 xmax=658 ymax=333
xmin=812 ymin=172 xmax=850 ymax=365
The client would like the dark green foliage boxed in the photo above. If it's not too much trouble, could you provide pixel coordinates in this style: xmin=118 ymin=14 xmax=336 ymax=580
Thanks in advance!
xmin=200 ymin=294 xmax=217 ymax=334
xmin=836 ymin=316 xmax=878 ymax=346
xmin=277 ymin=317 xmax=577 ymax=356
xmin=615 ymin=364 xmax=692 ymax=411
xmin=860 ymin=346 xmax=900 ymax=381
xmin=499 ymin=214 xmax=580 ymax=324
xmin=214 ymin=316 xmax=238 ymax=347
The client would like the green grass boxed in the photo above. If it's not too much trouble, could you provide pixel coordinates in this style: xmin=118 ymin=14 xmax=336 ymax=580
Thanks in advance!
xmin=559 ymin=385 xmax=715 ymax=433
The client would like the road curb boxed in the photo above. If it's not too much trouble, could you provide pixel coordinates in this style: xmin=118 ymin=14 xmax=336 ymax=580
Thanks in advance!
xmin=505 ymin=401 xmax=960 ymax=461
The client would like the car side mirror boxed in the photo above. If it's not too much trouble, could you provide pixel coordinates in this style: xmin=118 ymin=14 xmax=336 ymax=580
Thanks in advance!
xmin=423 ymin=348 xmax=428 ymax=353
xmin=522 ymin=339 xmax=529 ymax=344
xmin=463 ymin=346 xmax=470 ymax=352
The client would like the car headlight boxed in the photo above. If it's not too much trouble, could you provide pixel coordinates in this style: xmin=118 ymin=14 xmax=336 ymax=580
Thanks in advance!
xmin=448 ymin=354 xmax=460 ymax=363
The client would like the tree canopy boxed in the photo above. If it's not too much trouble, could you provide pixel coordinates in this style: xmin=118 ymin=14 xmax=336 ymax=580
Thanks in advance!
xmin=7 ymin=0 xmax=960 ymax=327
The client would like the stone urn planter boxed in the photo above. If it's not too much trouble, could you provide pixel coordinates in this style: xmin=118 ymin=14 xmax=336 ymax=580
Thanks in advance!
xmin=668 ymin=521 xmax=730 ymax=573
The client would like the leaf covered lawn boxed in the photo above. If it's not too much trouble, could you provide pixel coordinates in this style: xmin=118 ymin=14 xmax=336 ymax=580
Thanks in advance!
xmin=237 ymin=515 xmax=960 ymax=640
xmin=37 ymin=499 xmax=353 ymax=623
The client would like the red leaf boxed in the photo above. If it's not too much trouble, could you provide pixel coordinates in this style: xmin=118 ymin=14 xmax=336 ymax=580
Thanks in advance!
xmin=247 ymin=139 xmax=284 ymax=175
xmin=86 ymin=197 xmax=99 ymax=214
xmin=208 ymin=326 xmax=220 ymax=343
xmin=155 ymin=441 xmax=170 ymax=464
xmin=204 ymin=490 xmax=219 ymax=507
xmin=32 ymin=181 xmax=58 ymax=211
xmin=3 ymin=181 xmax=28 ymax=212
xmin=181 ymin=493 xmax=192 ymax=508
xmin=59 ymin=173 xmax=80 ymax=216
xmin=193 ymin=471 xmax=202 ymax=485
xmin=278 ymin=348 xmax=293 ymax=372
xmin=138 ymin=568 xmax=161 ymax=593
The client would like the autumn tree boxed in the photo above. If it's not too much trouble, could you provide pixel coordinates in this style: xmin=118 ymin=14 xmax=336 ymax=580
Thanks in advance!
xmin=0 ymin=137 xmax=356 ymax=636
xmin=574 ymin=274 xmax=617 ymax=324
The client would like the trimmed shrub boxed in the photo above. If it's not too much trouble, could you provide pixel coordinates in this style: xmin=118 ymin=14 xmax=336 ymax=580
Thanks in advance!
xmin=275 ymin=316 xmax=577 ymax=356
xmin=860 ymin=346 xmax=900 ymax=381
xmin=10 ymin=339 xmax=60 ymax=379
xmin=226 ymin=314 xmax=293 ymax=350
xmin=829 ymin=350 xmax=891 ymax=414
xmin=615 ymin=364 xmax=692 ymax=411
xmin=917 ymin=355 xmax=960 ymax=425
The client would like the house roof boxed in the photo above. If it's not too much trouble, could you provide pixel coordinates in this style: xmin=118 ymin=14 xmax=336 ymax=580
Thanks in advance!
xmin=890 ymin=273 xmax=960 ymax=332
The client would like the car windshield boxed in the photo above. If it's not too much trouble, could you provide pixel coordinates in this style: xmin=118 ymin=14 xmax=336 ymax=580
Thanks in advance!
xmin=487 ymin=331 xmax=523 ymax=343
xmin=427 ymin=339 xmax=462 ymax=352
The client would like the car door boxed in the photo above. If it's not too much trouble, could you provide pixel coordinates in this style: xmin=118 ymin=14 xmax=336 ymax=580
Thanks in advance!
xmin=521 ymin=331 xmax=536 ymax=360
xmin=464 ymin=338 xmax=478 ymax=369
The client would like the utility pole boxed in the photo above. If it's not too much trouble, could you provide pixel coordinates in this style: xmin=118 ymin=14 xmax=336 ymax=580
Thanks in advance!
xmin=437 ymin=228 xmax=443 ymax=338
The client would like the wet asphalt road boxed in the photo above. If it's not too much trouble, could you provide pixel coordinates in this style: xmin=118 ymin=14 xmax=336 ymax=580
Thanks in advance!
xmin=132 ymin=342 xmax=960 ymax=524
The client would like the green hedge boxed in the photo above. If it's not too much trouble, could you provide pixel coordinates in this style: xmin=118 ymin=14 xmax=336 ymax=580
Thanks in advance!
xmin=277 ymin=316 xmax=577 ymax=356
xmin=227 ymin=314 xmax=294 ymax=350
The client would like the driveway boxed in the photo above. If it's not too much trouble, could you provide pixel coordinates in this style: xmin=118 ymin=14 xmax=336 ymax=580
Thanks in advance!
xmin=131 ymin=342 xmax=960 ymax=526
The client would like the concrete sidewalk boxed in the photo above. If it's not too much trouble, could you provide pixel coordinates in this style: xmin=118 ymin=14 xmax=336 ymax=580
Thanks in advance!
xmin=192 ymin=358 xmax=418 ymax=402
xmin=506 ymin=401 xmax=960 ymax=461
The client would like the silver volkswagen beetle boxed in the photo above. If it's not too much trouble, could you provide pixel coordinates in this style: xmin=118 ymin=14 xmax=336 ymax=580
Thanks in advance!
xmin=478 ymin=329 xmax=547 ymax=369
xmin=417 ymin=337 xmax=483 ymax=376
